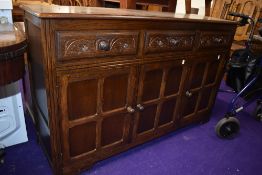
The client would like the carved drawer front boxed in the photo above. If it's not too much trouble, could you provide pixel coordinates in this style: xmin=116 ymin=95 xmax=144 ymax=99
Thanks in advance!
xmin=198 ymin=32 xmax=232 ymax=50
xmin=144 ymin=31 xmax=195 ymax=54
xmin=56 ymin=31 xmax=139 ymax=61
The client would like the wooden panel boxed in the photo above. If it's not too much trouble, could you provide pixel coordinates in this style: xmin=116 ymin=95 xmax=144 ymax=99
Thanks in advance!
xmin=180 ymin=54 xmax=225 ymax=121
xmin=167 ymin=0 xmax=177 ymax=12
xmin=198 ymin=86 xmax=213 ymax=110
xmin=26 ymin=21 xmax=50 ymax=124
xmin=68 ymin=79 xmax=98 ymax=120
xmin=134 ymin=59 xmax=185 ymax=140
xmin=185 ymin=0 xmax=191 ymax=14
xmin=69 ymin=122 xmax=97 ymax=157
xmin=101 ymin=114 xmax=125 ymax=146
xmin=103 ymin=73 xmax=128 ymax=111
xmin=56 ymin=31 xmax=139 ymax=61
xmin=137 ymin=104 xmax=158 ymax=133
xmin=189 ymin=62 xmax=206 ymax=89
xmin=59 ymin=65 xmax=136 ymax=164
xmin=144 ymin=31 xmax=195 ymax=54
xmin=142 ymin=69 xmax=163 ymax=101
xmin=164 ymin=66 xmax=183 ymax=96
xmin=158 ymin=98 xmax=176 ymax=126
xmin=181 ymin=91 xmax=199 ymax=117
xmin=205 ymin=58 xmax=220 ymax=85
xmin=205 ymin=0 xmax=213 ymax=16
xmin=120 ymin=0 xmax=136 ymax=9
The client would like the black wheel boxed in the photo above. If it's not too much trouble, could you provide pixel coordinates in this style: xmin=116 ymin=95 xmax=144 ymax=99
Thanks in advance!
xmin=253 ymin=102 xmax=262 ymax=121
xmin=215 ymin=117 xmax=240 ymax=139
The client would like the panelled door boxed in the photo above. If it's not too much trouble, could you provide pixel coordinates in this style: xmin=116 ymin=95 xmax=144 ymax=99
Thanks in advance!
xmin=58 ymin=65 xmax=137 ymax=164
xmin=132 ymin=59 xmax=187 ymax=142
xmin=179 ymin=53 xmax=226 ymax=126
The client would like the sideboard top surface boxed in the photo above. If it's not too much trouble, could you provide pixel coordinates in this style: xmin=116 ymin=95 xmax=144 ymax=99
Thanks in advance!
xmin=21 ymin=4 xmax=236 ymax=24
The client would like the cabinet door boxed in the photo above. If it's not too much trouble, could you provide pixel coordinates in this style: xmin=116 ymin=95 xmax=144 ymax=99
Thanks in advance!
xmin=132 ymin=59 xmax=187 ymax=142
xmin=180 ymin=53 xmax=226 ymax=126
xmin=58 ymin=65 xmax=137 ymax=163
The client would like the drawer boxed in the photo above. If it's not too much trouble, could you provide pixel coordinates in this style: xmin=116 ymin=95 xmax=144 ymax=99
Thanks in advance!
xmin=198 ymin=31 xmax=232 ymax=50
xmin=56 ymin=31 xmax=139 ymax=61
xmin=144 ymin=31 xmax=195 ymax=54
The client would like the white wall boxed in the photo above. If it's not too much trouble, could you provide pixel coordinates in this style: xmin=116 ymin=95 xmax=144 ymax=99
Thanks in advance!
xmin=176 ymin=0 xmax=206 ymax=16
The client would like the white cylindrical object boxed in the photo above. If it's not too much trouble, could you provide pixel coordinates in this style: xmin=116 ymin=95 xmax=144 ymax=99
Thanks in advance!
xmin=0 ymin=0 xmax=13 ymax=23
xmin=0 ymin=81 xmax=28 ymax=147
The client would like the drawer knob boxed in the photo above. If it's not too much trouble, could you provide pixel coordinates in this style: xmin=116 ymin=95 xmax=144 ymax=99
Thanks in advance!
xmin=98 ymin=40 xmax=110 ymax=51
xmin=185 ymin=91 xmax=192 ymax=98
xmin=123 ymin=43 xmax=129 ymax=49
xmin=136 ymin=104 xmax=144 ymax=111
xmin=127 ymin=106 xmax=135 ymax=114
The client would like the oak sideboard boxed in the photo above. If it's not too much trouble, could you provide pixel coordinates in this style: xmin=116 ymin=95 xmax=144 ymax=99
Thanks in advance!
xmin=21 ymin=4 xmax=236 ymax=175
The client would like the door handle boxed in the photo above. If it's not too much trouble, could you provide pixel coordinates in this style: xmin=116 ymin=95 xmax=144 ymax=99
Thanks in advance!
xmin=127 ymin=106 xmax=135 ymax=114
xmin=185 ymin=90 xmax=193 ymax=98
xmin=136 ymin=104 xmax=144 ymax=111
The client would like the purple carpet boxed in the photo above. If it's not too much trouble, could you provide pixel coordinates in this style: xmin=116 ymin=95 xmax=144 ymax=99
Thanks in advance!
xmin=1 ymin=81 xmax=262 ymax=175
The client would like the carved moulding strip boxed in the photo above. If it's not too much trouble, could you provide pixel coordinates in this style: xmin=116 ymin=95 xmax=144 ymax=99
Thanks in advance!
xmin=144 ymin=31 xmax=195 ymax=54
xmin=199 ymin=33 xmax=232 ymax=49
xmin=56 ymin=31 xmax=139 ymax=61
xmin=64 ymin=39 xmax=94 ymax=57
